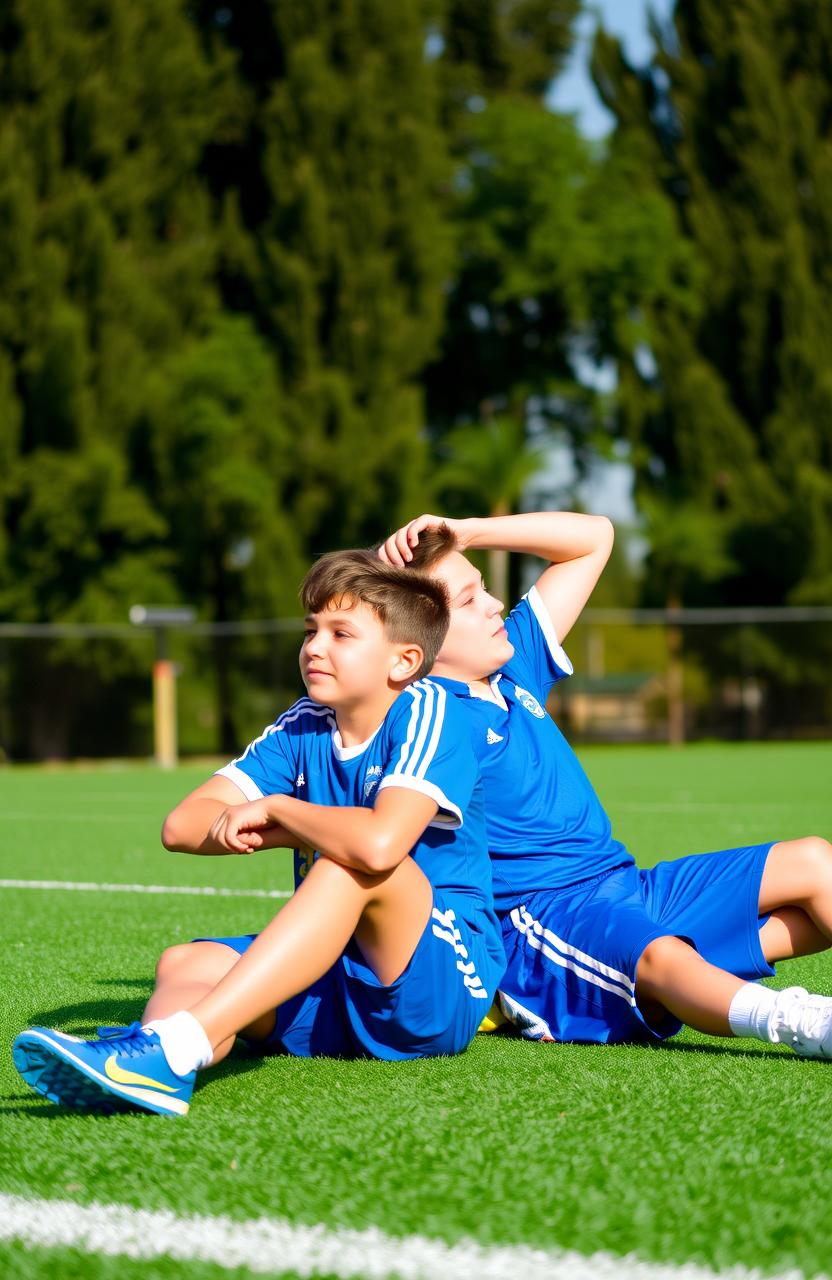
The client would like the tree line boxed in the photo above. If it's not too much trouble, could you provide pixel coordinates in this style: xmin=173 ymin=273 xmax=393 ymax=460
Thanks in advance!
xmin=1 ymin=0 xmax=830 ymax=756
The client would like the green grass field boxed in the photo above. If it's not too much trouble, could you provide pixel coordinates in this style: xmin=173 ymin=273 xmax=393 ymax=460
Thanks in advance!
xmin=2 ymin=743 xmax=832 ymax=1279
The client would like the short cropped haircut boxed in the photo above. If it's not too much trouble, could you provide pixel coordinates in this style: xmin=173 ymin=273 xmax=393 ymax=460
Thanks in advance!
xmin=300 ymin=549 xmax=449 ymax=678
xmin=405 ymin=522 xmax=459 ymax=572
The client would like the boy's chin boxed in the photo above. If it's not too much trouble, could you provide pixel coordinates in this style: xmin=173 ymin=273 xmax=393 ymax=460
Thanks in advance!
xmin=444 ymin=637 xmax=514 ymax=682
xmin=303 ymin=683 xmax=335 ymax=706
xmin=491 ymin=636 xmax=515 ymax=669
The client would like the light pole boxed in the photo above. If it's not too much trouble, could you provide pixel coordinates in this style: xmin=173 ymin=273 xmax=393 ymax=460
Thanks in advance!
xmin=129 ymin=605 xmax=195 ymax=768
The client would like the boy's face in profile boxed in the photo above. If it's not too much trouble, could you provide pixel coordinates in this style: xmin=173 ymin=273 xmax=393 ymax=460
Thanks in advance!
xmin=428 ymin=551 xmax=515 ymax=681
xmin=300 ymin=598 xmax=415 ymax=709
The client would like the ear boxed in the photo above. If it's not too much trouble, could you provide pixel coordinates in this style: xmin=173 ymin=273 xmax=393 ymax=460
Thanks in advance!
xmin=390 ymin=643 xmax=424 ymax=684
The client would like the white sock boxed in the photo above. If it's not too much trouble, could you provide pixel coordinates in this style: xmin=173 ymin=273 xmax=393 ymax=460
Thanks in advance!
xmin=143 ymin=1011 xmax=214 ymax=1076
xmin=727 ymin=982 xmax=778 ymax=1041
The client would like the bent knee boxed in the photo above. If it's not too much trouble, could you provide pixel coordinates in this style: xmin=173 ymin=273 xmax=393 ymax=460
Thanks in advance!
xmin=775 ymin=836 xmax=832 ymax=882
xmin=636 ymin=934 xmax=692 ymax=986
xmin=155 ymin=942 xmax=198 ymax=982
xmin=154 ymin=940 xmax=236 ymax=985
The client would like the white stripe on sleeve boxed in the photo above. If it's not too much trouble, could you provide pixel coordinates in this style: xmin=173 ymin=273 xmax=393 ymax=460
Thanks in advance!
xmin=377 ymin=775 xmax=462 ymax=827
xmin=401 ymin=681 xmax=435 ymax=777
xmin=394 ymin=685 xmax=422 ymax=775
xmin=525 ymin=586 xmax=574 ymax=676
xmin=214 ymin=764 xmax=265 ymax=801
xmin=415 ymin=682 xmax=446 ymax=779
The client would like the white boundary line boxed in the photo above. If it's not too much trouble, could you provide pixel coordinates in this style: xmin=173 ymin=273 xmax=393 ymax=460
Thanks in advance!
xmin=0 ymin=879 xmax=292 ymax=900
xmin=0 ymin=1193 xmax=807 ymax=1280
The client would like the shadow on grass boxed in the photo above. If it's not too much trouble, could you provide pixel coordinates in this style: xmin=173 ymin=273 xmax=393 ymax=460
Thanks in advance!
xmin=16 ymin=996 xmax=151 ymax=1036
xmin=479 ymin=1028 xmax=803 ymax=1064
xmin=2 ymin=1047 xmax=268 ymax=1120
xmin=658 ymin=1038 xmax=798 ymax=1062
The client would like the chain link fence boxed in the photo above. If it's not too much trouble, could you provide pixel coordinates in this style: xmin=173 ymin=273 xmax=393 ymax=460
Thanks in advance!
xmin=0 ymin=608 xmax=830 ymax=762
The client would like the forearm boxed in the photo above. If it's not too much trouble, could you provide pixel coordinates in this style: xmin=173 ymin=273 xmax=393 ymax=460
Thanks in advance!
xmin=457 ymin=512 xmax=613 ymax=564
xmin=265 ymin=795 xmax=405 ymax=874
xmin=162 ymin=799 xmax=293 ymax=856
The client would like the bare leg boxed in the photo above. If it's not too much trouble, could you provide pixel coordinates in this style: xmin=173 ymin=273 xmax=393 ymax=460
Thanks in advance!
xmin=759 ymin=907 xmax=830 ymax=964
xmin=636 ymin=935 xmax=745 ymax=1036
xmin=758 ymin=838 xmax=832 ymax=956
xmin=188 ymin=854 xmax=433 ymax=1051
xmin=142 ymin=941 xmax=274 ymax=1065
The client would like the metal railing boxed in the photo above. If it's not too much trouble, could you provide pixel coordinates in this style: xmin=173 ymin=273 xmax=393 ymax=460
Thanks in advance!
xmin=0 ymin=607 xmax=829 ymax=761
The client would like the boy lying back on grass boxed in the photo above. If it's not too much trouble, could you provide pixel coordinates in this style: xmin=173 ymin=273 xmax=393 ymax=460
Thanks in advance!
xmin=13 ymin=550 xmax=505 ymax=1116
xmin=380 ymin=511 xmax=832 ymax=1058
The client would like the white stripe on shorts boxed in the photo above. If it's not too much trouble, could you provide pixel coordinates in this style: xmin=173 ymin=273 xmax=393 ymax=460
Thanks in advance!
xmin=431 ymin=906 xmax=489 ymax=999
xmin=510 ymin=906 xmax=637 ymax=1006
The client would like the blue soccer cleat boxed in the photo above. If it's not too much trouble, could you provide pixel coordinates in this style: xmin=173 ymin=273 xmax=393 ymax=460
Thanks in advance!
xmin=12 ymin=1022 xmax=194 ymax=1117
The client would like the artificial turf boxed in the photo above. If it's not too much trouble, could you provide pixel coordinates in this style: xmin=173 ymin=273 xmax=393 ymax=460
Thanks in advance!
xmin=1 ymin=743 xmax=831 ymax=1279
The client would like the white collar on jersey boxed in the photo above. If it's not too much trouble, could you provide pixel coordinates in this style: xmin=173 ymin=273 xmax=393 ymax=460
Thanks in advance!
xmin=330 ymin=722 xmax=383 ymax=761
xmin=466 ymin=673 xmax=508 ymax=711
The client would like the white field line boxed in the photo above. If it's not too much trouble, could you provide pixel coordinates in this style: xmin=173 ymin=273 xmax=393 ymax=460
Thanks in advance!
xmin=0 ymin=879 xmax=292 ymax=900
xmin=0 ymin=1193 xmax=810 ymax=1280
xmin=613 ymin=802 xmax=790 ymax=814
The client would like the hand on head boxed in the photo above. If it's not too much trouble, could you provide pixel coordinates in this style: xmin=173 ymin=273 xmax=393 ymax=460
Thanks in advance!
xmin=378 ymin=514 xmax=460 ymax=566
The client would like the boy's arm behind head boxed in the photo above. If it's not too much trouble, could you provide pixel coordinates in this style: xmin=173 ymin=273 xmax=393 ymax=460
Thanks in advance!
xmin=381 ymin=511 xmax=614 ymax=645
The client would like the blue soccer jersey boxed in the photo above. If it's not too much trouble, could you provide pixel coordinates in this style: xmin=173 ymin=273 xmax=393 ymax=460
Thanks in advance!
xmin=432 ymin=585 xmax=633 ymax=909
xmin=216 ymin=679 xmax=498 ymax=921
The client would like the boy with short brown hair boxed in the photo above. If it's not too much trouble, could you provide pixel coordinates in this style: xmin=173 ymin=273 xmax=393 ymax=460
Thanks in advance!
xmin=13 ymin=549 xmax=505 ymax=1116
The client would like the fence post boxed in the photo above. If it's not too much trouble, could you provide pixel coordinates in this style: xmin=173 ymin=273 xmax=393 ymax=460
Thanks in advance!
xmin=130 ymin=606 xmax=195 ymax=768
xmin=666 ymin=607 xmax=685 ymax=746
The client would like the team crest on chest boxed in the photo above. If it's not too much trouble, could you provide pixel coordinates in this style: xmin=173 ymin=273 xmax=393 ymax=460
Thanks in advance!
xmin=364 ymin=764 xmax=383 ymax=797
xmin=514 ymin=685 xmax=546 ymax=719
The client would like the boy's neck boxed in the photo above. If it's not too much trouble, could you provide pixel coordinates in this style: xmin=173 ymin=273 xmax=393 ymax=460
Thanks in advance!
xmin=467 ymin=676 xmax=501 ymax=703
xmin=334 ymin=689 xmax=400 ymax=748
xmin=431 ymin=660 xmax=500 ymax=702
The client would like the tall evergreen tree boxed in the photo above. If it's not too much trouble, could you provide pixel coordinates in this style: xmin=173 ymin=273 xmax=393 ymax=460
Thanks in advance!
xmin=191 ymin=0 xmax=452 ymax=550
xmin=425 ymin=1 xmax=584 ymax=436
xmin=591 ymin=0 xmax=832 ymax=611
xmin=0 ymin=0 xmax=460 ymax=754
xmin=0 ymin=0 xmax=300 ymax=754
xmin=423 ymin=0 xmax=686 ymax=539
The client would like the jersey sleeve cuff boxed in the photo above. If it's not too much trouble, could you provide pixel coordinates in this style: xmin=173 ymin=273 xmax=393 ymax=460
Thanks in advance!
xmin=526 ymin=585 xmax=574 ymax=676
xmin=214 ymin=764 xmax=265 ymax=802
xmin=377 ymin=775 xmax=463 ymax=828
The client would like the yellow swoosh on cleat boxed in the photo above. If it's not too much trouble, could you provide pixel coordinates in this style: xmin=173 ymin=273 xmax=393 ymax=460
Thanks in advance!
xmin=104 ymin=1054 xmax=179 ymax=1093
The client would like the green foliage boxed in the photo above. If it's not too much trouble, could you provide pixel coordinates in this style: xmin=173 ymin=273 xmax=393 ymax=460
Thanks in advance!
xmin=144 ymin=315 xmax=301 ymax=620
xmin=637 ymin=494 xmax=736 ymax=607
xmin=193 ymin=0 xmax=452 ymax=548
xmin=424 ymin=32 xmax=693 ymax=519
xmin=0 ymin=0 xmax=229 ymax=632
xmin=591 ymin=0 xmax=832 ymax=608
xmin=437 ymin=416 xmax=547 ymax=515
xmin=438 ymin=0 xmax=580 ymax=114
xmin=0 ymin=0 xmax=458 ymax=755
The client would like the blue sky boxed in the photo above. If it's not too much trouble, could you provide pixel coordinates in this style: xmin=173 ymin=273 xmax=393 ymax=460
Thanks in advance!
xmin=547 ymin=0 xmax=676 ymax=138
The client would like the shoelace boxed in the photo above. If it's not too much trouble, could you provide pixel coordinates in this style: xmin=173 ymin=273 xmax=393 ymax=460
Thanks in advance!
xmin=790 ymin=998 xmax=831 ymax=1045
xmin=767 ymin=988 xmax=807 ymax=1043
xmin=93 ymin=1022 xmax=155 ymax=1057
xmin=768 ymin=989 xmax=830 ymax=1045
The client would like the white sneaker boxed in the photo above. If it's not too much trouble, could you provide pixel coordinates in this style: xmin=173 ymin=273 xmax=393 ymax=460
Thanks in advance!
xmin=768 ymin=986 xmax=832 ymax=1058
xmin=495 ymin=991 xmax=555 ymax=1042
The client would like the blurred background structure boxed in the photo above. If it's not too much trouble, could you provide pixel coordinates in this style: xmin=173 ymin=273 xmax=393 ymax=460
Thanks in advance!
xmin=1 ymin=0 xmax=831 ymax=760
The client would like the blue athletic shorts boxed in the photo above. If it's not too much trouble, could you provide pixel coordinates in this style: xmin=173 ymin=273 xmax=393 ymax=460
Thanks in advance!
xmin=197 ymin=890 xmax=505 ymax=1061
xmin=498 ymin=842 xmax=775 ymax=1044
